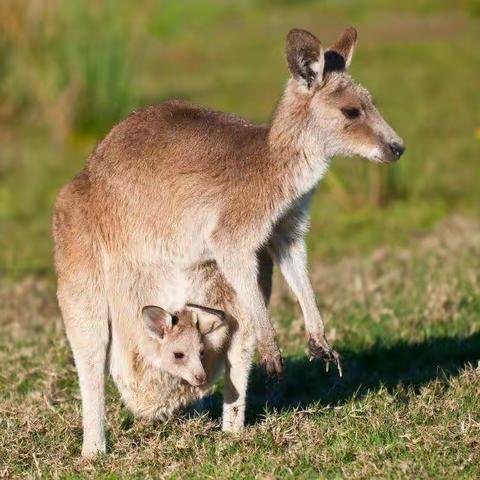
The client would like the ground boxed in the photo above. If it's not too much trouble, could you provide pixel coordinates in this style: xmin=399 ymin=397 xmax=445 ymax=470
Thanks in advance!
xmin=1 ymin=217 xmax=479 ymax=478
xmin=0 ymin=1 xmax=479 ymax=478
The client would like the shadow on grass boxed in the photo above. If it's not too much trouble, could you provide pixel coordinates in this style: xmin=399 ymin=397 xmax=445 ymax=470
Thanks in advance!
xmin=203 ymin=332 xmax=480 ymax=423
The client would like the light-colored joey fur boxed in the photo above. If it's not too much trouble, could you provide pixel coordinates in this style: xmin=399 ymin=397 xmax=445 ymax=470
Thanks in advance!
xmin=117 ymin=304 xmax=229 ymax=421
xmin=139 ymin=305 xmax=226 ymax=388
xmin=116 ymin=259 xmax=263 ymax=435
xmin=53 ymin=26 xmax=404 ymax=457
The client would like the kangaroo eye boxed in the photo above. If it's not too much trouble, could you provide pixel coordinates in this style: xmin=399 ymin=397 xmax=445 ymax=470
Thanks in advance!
xmin=341 ymin=107 xmax=361 ymax=119
xmin=174 ymin=352 xmax=185 ymax=360
xmin=200 ymin=349 xmax=205 ymax=358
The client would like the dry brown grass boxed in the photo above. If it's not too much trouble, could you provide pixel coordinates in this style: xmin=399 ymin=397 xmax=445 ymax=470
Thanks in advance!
xmin=1 ymin=216 xmax=479 ymax=478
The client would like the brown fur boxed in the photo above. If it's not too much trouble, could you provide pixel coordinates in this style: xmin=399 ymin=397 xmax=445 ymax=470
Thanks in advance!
xmin=85 ymin=101 xmax=299 ymax=248
xmin=53 ymin=27 xmax=404 ymax=456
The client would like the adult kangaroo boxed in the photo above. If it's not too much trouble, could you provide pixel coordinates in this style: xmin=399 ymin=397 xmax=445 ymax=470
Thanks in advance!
xmin=53 ymin=27 xmax=404 ymax=456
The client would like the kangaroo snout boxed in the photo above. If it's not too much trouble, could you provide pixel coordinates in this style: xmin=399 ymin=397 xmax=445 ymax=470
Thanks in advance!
xmin=389 ymin=141 xmax=405 ymax=160
xmin=375 ymin=131 xmax=405 ymax=164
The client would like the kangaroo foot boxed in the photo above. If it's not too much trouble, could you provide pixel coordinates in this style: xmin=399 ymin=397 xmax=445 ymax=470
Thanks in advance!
xmin=258 ymin=343 xmax=284 ymax=381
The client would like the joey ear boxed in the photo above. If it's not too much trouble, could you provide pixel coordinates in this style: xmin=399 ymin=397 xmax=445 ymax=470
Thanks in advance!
xmin=142 ymin=306 xmax=174 ymax=339
xmin=186 ymin=304 xmax=226 ymax=335
xmin=325 ymin=26 xmax=357 ymax=72
xmin=286 ymin=28 xmax=324 ymax=89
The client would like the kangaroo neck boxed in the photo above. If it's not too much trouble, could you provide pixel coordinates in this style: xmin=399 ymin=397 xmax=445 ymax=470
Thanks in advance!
xmin=262 ymin=84 xmax=331 ymax=209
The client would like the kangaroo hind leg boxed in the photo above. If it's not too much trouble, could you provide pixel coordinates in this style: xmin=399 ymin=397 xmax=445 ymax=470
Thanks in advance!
xmin=58 ymin=268 xmax=109 ymax=458
xmin=55 ymin=204 xmax=109 ymax=460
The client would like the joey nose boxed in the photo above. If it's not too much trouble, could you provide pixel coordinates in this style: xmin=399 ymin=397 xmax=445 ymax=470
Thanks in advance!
xmin=389 ymin=141 xmax=405 ymax=159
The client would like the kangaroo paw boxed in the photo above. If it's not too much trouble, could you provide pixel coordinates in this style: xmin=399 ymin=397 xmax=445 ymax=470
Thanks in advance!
xmin=308 ymin=335 xmax=342 ymax=377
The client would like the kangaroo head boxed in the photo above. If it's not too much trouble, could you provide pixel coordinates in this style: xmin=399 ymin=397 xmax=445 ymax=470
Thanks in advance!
xmin=277 ymin=27 xmax=404 ymax=164
xmin=141 ymin=304 xmax=225 ymax=386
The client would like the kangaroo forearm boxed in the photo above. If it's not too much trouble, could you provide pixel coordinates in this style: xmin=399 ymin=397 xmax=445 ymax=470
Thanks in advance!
xmin=212 ymin=249 xmax=282 ymax=380
xmin=216 ymin=253 xmax=276 ymax=342
xmin=270 ymin=235 xmax=325 ymax=337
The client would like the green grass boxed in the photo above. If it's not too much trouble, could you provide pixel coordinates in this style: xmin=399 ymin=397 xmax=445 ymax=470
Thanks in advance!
xmin=1 ymin=217 xmax=479 ymax=478
xmin=0 ymin=0 xmax=480 ymax=477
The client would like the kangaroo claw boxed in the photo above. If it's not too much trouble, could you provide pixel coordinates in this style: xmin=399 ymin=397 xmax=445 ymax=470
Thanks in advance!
xmin=308 ymin=336 xmax=342 ymax=377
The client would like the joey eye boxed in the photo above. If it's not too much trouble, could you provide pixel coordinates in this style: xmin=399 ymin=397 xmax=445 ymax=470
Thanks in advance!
xmin=341 ymin=107 xmax=361 ymax=120
xmin=174 ymin=352 xmax=185 ymax=360
xmin=199 ymin=349 xmax=205 ymax=359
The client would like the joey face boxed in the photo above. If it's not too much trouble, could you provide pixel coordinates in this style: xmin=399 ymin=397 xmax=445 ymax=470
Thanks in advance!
xmin=285 ymin=27 xmax=404 ymax=164
xmin=141 ymin=304 xmax=225 ymax=387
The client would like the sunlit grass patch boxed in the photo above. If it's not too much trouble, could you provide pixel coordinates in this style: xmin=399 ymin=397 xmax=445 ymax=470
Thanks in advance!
xmin=1 ymin=217 xmax=479 ymax=477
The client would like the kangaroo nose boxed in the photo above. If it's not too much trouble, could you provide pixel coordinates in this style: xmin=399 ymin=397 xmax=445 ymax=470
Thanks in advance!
xmin=194 ymin=373 xmax=206 ymax=384
xmin=389 ymin=141 xmax=405 ymax=159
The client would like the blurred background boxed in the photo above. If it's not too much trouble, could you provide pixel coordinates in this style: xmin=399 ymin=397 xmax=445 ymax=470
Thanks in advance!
xmin=0 ymin=0 xmax=479 ymax=277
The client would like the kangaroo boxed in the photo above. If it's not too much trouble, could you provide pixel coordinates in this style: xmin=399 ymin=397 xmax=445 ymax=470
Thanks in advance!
xmin=118 ymin=303 xmax=228 ymax=421
xmin=53 ymin=26 xmax=404 ymax=457
xmin=119 ymin=258 xmax=267 ymax=433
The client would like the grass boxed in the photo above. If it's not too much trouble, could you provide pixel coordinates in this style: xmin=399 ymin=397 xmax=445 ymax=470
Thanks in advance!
xmin=1 ymin=217 xmax=480 ymax=478
xmin=1 ymin=0 xmax=480 ymax=275
xmin=0 ymin=0 xmax=479 ymax=477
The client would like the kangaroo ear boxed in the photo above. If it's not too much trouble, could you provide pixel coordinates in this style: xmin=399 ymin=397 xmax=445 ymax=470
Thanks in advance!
xmin=142 ymin=306 xmax=174 ymax=339
xmin=325 ymin=26 xmax=357 ymax=72
xmin=286 ymin=28 xmax=324 ymax=89
xmin=186 ymin=304 xmax=226 ymax=335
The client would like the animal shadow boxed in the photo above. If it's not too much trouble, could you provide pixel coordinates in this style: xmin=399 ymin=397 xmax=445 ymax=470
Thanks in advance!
xmin=202 ymin=332 xmax=480 ymax=424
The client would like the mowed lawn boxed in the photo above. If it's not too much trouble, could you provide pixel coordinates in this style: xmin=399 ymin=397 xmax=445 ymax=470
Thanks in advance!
xmin=1 ymin=0 xmax=480 ymax=478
